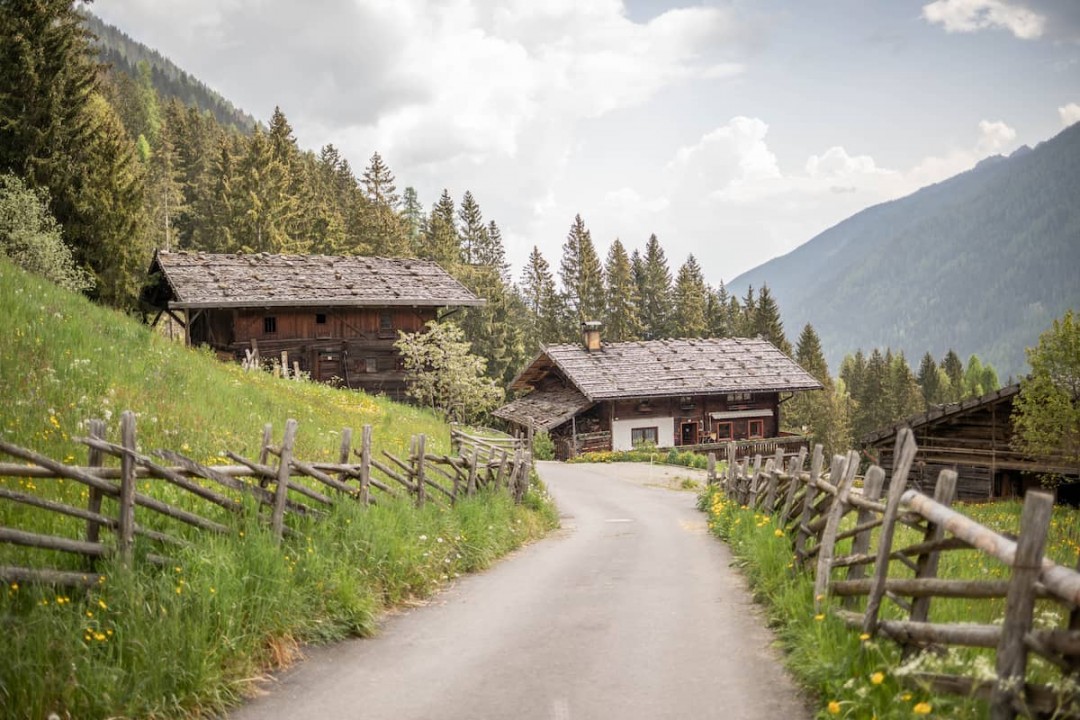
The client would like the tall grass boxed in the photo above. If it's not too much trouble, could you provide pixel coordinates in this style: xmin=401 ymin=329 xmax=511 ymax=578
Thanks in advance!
xmin=0 ymin=260 xmax=559 ymax=718
xmin=699 ymin=486 xmax=1080 ymax=719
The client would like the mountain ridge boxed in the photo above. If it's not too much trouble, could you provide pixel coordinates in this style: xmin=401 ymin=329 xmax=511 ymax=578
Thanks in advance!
xmin=727 ymin=122 xmax=1080 ymax=379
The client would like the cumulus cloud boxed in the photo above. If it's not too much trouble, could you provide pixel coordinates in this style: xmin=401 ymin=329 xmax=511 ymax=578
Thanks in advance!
xmin=1060 ymin=102 xmax=1080 ymax=126
xmin=976 ymin=119 xmax=1018 ymax=152
xmin=922 ymin=0 xmax=1046 ymax=39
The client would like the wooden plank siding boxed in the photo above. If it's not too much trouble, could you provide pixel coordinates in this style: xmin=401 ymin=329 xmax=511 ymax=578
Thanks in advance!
xmin=189 ymin=307 xmax=437 ymax=398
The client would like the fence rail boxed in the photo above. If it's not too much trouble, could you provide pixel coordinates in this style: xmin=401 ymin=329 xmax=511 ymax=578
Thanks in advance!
xmin=706 ymin=428 xmax=1080 ymax=720
xmin=0 ymin=412 xmax=531 ymax=588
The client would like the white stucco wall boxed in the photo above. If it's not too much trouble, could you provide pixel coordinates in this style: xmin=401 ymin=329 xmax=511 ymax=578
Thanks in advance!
xmin=612 ymin=416 xmax=675 ymax=451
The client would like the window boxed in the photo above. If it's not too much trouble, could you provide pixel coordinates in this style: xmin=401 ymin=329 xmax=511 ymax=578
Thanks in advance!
xmin=715 ymin=422 xmax=733 ymax=440
xmin=631 ymin=426 xmax=659 ymax=447
xmin=365 ymin=357 xmax=378 ymax=373
xmin=726 ymin=392 xmax=751 ymax=403
xmin=748 ymin=419 xmax=764 ymax=438
xmin=379 ymin=312 xmax=393 ymax=331
xmin=315 ymin=313 xmax=327 ymax=325
xmin=263 ymin=316 xmax=277 ymax=334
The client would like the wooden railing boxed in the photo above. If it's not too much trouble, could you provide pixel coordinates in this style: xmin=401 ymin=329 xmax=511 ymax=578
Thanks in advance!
xmin=706 ymin=428 xmax=1080 ymax=720
xmin=0 ymin=412 xmax=531 ymax=588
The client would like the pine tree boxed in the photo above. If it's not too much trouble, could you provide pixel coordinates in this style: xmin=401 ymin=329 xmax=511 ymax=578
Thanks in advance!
xmin=794 ymin=323 xmax=830 ymax=384
xmin=738 ymin=285 xmax=758 ymax=337
xmin=361 ymin=151 xmax=407 ymax=256
xmin=941 ymin=349 xmax=964 ymax=403
xmin=144 ymin=112 xmax=186 ymax=251
xmin=558 ymin=214 xmax=605 ymax=330
xmin=420 ymin=189 xmax=461 ymax=267
xmin=603 ymin=239 xmax=642 ymax=342
xmin=518 ymin=245 xmax=564 ymax=346
xmin=754 ymin=285 xmax=791 ymax=354
xmin=707 ymin=282 xmax=734 ymax=338
xmin=889 ymin=351 xmax=925 ymax=420
xmin=673 ymin=254 xmax=709 ymax=337
xmin=638 ymin=234 xmax=674 ymax=339
xmin=917 ymin=352 xmax=943 ymax=406
xmin=0 ymin=0 xmax=148 ymax=306
xmin=458 ymin=191 xmax=484 ymax=265
xmin=401 ymin=186 xmax=425 ymax=254
xmin=478 ymin=219 xmax=510 ymax=281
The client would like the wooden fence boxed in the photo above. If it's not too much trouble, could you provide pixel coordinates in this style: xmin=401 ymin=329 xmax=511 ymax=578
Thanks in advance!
xmin=707 ymin=428 xmax=1080 ymax=720
xmin=0 ymin=412 xmax=532 ymax=588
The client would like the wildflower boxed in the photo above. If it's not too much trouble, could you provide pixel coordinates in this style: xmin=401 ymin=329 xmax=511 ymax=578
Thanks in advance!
xmin=97 ymin=599 xmax=107 ymax=610
xmin=870 ymin=672 xmax=884 ymax=685
xmin=419 ymin=534 xmax=428 ymax=541
xmin=814 ymin=614 xmax=825 ymax=621
xmin=9 ymin=583 xmax=17 ymax=592
xmin=913 ymin=702 xmax=931 ymax=715
xmin=774 ymin=529 xmax=784 ymax=537
xmin=86 ymin=610 xmax=93 ymax=618
xmin=901 ymin=693 xmax=913 ymax=702
xmin=859 ymin=633 xmax=871 ymax=641
xmin=828 ymin=700 xmax=841 ymax=714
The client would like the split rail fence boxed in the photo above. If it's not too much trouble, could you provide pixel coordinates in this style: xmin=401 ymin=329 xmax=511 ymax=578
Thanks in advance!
xmin=706 ymin=428 xmax=1080 ymax=720
xmin=0 ymin=411 xmax=531 ymax=589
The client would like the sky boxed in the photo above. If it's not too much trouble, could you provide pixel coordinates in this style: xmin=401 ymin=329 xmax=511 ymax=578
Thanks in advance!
xmin=90 ymin=0 xmax=1080 ymax=287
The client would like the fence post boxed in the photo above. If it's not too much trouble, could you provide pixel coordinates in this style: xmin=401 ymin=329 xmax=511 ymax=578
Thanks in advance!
xmin=794 ymin=444 xmax=824 ymax=564
xmin=85 ymin=419 xmax=107 ymax=554
xmin=814 ymin=451 xmax=857 ymax=612
xmin=513 ymin=447 xmax=525 ymax=503
xmin=337 ymin=427 xmax=353 ymax=496
xmin=271 ymin=419 xmax=298 ymax=542
xmin=763 ymin=448 xmax=785 ymax=513
xmin=467 ymin=446 xmax=479 ymax=496
xmin=990 ymin=491 xmax=1054 ymax=720
xmin=842 ymin=465 xmax=886 ymax=609
xmin=726 ymin=442 xmax=736 ymax=494
xmin=904 ymin=469 xmax=958 ymax=651
xmin=118 ymin=411 xmax=137 ymax=567
xmin=707 ymin=452 xmax=716 ymax=484
xmin=415 ymin=434 xmax=426 ymax=508
xmin=780 ymin=449 xmax=807 ymax=526
xmin=258 ymin=423 xmax=273 ymax=488
xmin=863 ymin=428 xmax=918 ymax=635
xmin=359 ymin=425 xmax=372 ymax=505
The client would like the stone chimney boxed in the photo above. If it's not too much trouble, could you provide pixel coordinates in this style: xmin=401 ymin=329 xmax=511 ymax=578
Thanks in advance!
xmin=581 ymin=320 xmax=602 ymax=352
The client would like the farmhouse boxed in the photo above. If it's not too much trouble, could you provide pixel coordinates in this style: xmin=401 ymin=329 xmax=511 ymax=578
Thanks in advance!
xmin=862 ymin=383 xmax=1080 ymax=503
xmin=142 ymin=251 xmax=484 ymax=398
xmin=494 ymin=322 xmax=822 ymax=460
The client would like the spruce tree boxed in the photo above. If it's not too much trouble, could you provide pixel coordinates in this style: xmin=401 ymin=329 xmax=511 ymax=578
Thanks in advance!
xmin=794 ymin=323 xmax=830 ymax=384
xmin=673 ymin=254 xmax=709 ymax=337
xmin=603 ymin=239 xmax=642 ymax=342
xmin=401 ymin=186 xmax=425 ymax=254
xmin=754 ymin=285 xmax=791 ymax=355
xmin=708 ymin=282 xmax=734 ymax=338
xmin=421 ymin=189 xmax=461 ymax=267
xmin=941 ymin=349 xmax=964 ymax=403
xmin=361 ymin=151 xmax=407 ymax=256
xmin=638 ymin=234 xmax=674 ymax=339
xmin=458 ymin=191 xmax=484 ymax=265
xmin=558 ymin=214 xmax=604 ymax=329
xmin=518 ymin=245 xmax=564 ymax=346
xmin=917 ymin=352 xmax=943 ymax=406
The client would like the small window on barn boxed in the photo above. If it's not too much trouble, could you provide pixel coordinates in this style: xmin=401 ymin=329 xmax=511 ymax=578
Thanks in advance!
xmin=748 ymin=419 xmax=764 ymax=438
xmin=365 ymin=357 xmax=378 ymax=373
xmin=380 ymin=312 xmax=393 ymax=331
xmin=315 ymin=313 xmax=327 ymax=325
xmin=263 ymin=316 xmax=277 ymax=334
xmin=631 ymin=427 xmax=659 ymax=447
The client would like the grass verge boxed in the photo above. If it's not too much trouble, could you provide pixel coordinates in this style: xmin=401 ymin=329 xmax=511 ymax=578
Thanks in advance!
xmin=698 ymin=484 xmax=1080 ymax=719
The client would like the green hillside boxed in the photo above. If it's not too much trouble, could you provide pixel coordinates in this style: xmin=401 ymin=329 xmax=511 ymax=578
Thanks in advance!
xmin=0 ymin=259 xmax=554 ymax=719
xmin=728 ymin=123 xmax=1080 ymax=379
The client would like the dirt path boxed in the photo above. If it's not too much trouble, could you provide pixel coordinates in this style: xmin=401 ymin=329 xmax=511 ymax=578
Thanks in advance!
xmin=227 ymin=461 xmax=808 ymax=720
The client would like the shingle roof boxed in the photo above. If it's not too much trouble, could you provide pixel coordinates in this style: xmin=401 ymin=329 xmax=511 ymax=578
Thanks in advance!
xmin=511 ymin=338 xmax=822 ymax=400
xmin=492 ymin=385 xmax=595 ymax=431
xmin=860 ymin=383 xmax=1021 ymax=445
xmin=149 ymin=251 xmax=484 ymax=309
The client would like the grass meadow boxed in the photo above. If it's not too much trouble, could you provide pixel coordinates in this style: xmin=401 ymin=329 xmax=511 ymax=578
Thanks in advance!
xmin=0 ymin=259 xmax=558 ymax=718
xmin=699 ymin=484 xmax=1080 ymax=719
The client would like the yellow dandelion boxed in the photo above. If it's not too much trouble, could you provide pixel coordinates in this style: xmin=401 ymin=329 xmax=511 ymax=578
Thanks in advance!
xmin=175 ymin=586 xmax=182 ymax=595
xmin=828 ymin=700 xmax=841 ymax=715
xmin=97 ymin=599 xmax=107 ymax=610
xmin=859 ymin=633 xmax=871 ymax=641
xmin=814 ymin=614 xmax=826 ymax=621
xmin=901 ymin=692 xmax=913 ymax=702
xmin=774 ymin=529 xmax=784 ymax=537
xmin=913 ymin=702 xmax=931 ymax=715
xmin=9 ymin=583 xmax=17 ymax=591
xmin=870 ymin=672 xmax=884 ymax=685
xmin=85 ymin=610 xmax=93 ymax=618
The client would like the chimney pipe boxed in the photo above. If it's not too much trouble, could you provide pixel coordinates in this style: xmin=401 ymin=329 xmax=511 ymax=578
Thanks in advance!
xmin=581 ymin=320 xmax=602 ymax=352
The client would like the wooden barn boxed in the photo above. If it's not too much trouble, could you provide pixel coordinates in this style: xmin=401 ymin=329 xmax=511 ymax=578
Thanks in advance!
xmin=494 ymin=322 xmax=822 ymax=460
xmin=861 ymin=384 xmax=1080 ymax=503
xmin=142 ymin=251 xmax=483 ymax=398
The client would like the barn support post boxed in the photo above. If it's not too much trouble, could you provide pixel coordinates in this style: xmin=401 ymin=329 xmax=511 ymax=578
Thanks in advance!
xmin=990 ymin=491 xmax=1053 ymax=720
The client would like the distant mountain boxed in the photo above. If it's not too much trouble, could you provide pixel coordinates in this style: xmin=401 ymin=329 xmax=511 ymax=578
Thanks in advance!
xmin=83 ymin=12 xmax=257 ymax=133
xmin=727 ymin=123 xmax=1080 ymax=380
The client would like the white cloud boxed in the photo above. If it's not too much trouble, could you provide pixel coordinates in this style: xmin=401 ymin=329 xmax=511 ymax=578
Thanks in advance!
xmin=1060 ymin=102 xmax=1080 ymax=126
xmin=976 ymin=119 xmax=1018 ymax=152
xmin=922 ymin=0 xmax=1046 ymax=39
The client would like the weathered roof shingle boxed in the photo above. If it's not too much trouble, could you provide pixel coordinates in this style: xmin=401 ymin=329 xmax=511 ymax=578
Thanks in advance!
xmin=492 ymin=385 xmax=594 ymax=431
xmin=511 ymin=338 xmax=822 ymax=400
xmin=149 ymin=251 xmax=484 ymax=309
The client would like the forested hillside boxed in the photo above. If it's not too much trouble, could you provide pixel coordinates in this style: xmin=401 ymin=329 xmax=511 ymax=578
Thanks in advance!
xmin=84 ymin=12 xmax=256 ymax=133
xmin=728 ymin=123 xmax=1080 ymax=379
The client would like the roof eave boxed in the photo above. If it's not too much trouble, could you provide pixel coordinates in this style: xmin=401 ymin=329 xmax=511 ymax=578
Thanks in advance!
xmin=167 ymin=298 xmax=487 ymax=310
